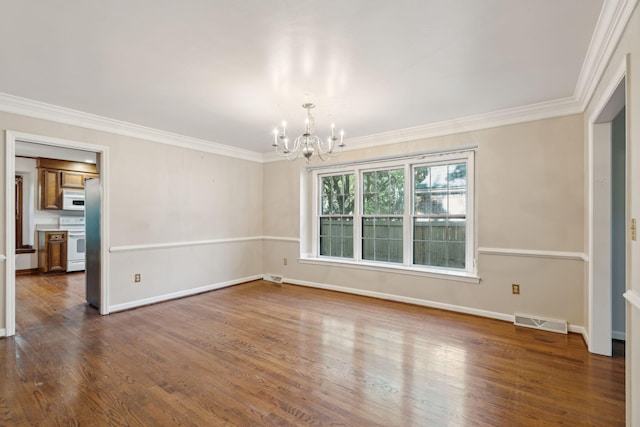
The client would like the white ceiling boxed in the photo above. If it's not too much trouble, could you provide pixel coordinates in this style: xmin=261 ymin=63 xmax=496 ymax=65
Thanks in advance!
xmin=0 ymin=1 xmax=604 ymax=154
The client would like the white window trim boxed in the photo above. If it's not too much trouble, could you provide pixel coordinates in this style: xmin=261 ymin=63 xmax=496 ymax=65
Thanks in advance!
xmin=303 ymin=147 xmax=478 ymax=283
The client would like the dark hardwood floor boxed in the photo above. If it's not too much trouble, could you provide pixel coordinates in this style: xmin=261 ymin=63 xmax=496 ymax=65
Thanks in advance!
xmin=1 ymin=274 xmax=625 ymax=426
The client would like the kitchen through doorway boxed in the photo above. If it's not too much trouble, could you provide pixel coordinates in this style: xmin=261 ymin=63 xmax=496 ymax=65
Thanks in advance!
xmin=4 ymin=131 xmax=110 ymax=337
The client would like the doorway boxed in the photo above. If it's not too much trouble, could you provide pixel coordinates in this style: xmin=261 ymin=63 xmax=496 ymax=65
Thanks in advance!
xmin=588 ymin=60 xmax=627 ymax=356
xmin=4 ymin=131 xmax=110 ymax=337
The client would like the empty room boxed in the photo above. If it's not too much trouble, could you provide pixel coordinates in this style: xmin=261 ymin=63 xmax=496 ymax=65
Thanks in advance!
xmin=1 ymin=1 xmax=639 ymax=425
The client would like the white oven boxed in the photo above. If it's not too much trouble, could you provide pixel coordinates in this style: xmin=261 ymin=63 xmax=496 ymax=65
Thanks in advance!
xmin=59 ymin=216 xmax=85 ymax=272
xmin=62 ymin=190 xmax=85 ymax=211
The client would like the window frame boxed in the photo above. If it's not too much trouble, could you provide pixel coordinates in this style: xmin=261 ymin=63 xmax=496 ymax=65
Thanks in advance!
xmin=307 ymin=149 xmax=477 ymax=282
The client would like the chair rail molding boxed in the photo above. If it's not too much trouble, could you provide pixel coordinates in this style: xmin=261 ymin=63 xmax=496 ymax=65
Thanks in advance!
xmin=624 ymin=290 xmax=640 ymax=311
xmin=477 ymin=247 xmax=587 ymax=261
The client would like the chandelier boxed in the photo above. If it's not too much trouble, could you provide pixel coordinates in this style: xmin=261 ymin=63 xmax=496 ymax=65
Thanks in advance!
xmin=272 ymin=103 xmax=345 ymax=162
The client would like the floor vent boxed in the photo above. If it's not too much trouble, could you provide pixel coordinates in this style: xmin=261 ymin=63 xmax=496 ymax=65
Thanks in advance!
xmin=264 ymin=274 xmax=283 ymax=284
xmin=514 ymin=313 xmax=567 ymax=334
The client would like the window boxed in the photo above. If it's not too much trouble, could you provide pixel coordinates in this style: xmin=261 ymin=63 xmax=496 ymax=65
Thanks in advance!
xmin=15 ymin=175 xmax=36 ymax=253
xmin=413 ymin=162 xmax=467 ymax=269
xmin=362 ymin=168 xmax=404 ymax=263
xmin=310 ymin=149 xmax=476 ymax=279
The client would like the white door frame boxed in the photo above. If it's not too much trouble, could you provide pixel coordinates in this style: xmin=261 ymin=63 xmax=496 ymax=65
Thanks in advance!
xmin=587 ymin=56 xmax=628 ymax=355
xmin=4 ymin=131 xmax=110 ymax=336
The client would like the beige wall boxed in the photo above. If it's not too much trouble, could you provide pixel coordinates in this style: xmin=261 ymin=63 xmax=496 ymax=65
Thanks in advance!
xmin=264 ymin=114 xmax=585 ymax=325
xmin=0 ymin=111 xmax=264 ymax=328
xmin=585 ymin=3 xmax=640 ymax=424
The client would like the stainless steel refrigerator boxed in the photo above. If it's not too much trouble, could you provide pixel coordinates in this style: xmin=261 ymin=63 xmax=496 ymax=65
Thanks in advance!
xmin=85 ymin=177 xmax=101 ymax=308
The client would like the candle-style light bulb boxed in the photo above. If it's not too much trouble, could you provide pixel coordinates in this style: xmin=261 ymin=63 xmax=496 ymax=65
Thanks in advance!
xmin=331 ymin=123 xmax=335 ymax=138
xmin=282 ymin=121 xmax=287 ymax=136
xmin=272 ymin=128 xmax=278 ymax=146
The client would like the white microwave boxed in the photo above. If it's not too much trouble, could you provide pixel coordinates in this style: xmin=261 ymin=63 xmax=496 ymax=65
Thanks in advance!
xmin=62 ymin=190 xmax=85 ymax=211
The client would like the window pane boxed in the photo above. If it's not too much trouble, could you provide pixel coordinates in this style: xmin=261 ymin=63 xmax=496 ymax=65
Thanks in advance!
xmin=363 ymin=217 xmax=375 ymax=238
xmin=374 ymin=218 xmax=389 ymax=238
xmin=389 ymin=218 xmax=403 ymax=239
xmin=429 ymin=242 xmax=447 ymax=267
xmin=431 ymin=218 xmax=447 ymax=240
xmin=320 ymin=236 xmax=330 ymax=255
xmin=413 ymin=240 xmax=428 ymax=265
xmin=430 ymin=165 xmax=448 ymax=189
xmin=448 ymin=219 xmax=466 ymax=242
xmin=414 ymin=191 xmax=429 ymax=214
xmin=362 ymin=238 xmax=375 ymax=260
xmin=448 ymin=242 xmax=465 ymax=268
xmin=363 ymin=194 xmax=375 ymax=215
xmin=448 ymin=163 xmax=467 ymax=189
xmin=321 ymin=173 xmax=355 ymax=216
xmin=362 ymin=217 xmax=403 ymax=263
xmin=343 ymin=238 xmax=354 ymax=258
xmin=320 ymin=216 xmax=353 ymax=258
xmin=344 ymin=194 xmax=355 ymax=215
xmin=330 ymin=237 xmax=342 ymax=256
xmin=448 ymin=190 xmax=466 ymax=215
xmin=430 ymin=192 xmax=447 ymax=215
xmin=389 ymin=240 xmax=403 ymax=263
xmin=330 ymin=218 xmax=342 ymax=237
xmin=363 ymin=168 xmax=404 ymax=216
xmin=320 ymin=218 xmax=330 ymax=236
xmin=343 ymin=218 xmax=353 ymax=236
xmin=414 ymin=218 xmax=430 ymax=240
xmin=375 ymin=239 xmax=389 ymax=261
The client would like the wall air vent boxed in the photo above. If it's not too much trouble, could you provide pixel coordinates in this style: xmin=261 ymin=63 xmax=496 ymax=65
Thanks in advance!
xmin=264 ymin=274 xmax=283 ymax=284
xmin=514 ymin=313 xmax=568 ymax=334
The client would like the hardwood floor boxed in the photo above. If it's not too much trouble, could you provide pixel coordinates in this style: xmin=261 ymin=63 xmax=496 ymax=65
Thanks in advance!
xmin=1 ymin=275 xmax=625 ymax=426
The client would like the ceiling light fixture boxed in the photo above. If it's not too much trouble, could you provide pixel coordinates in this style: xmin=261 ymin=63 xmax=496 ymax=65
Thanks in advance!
xmin=272 ymin=103 xmax=345 ymax=162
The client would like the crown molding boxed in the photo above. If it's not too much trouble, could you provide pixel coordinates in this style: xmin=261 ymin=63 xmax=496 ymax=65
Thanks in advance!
xmin=331 ymin=97 xmax=582 ymax=154
xmin=574 ymin=0 xmax=638 ymax=110
xmin=263 ymin=97 xmax=581 ymax=162
xmin=0 ymin=92 xmax=263 ymax=163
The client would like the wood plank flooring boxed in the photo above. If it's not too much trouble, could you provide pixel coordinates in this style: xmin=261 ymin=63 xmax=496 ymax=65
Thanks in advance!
xmin=1 ymin=275 xmax=625 ymax=426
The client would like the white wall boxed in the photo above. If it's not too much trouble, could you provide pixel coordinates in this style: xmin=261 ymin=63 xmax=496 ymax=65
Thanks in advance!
xmin=264 ymin=114 xmax=585 ymax=326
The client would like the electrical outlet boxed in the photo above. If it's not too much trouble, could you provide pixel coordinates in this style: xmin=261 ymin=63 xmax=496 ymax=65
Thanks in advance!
xmin=512 ymin=283 xmax=520 ymax=295
xmin=283 ymin=257 xmax=288 ymax=266
xmin=134 ymin=273 xmax=141 ymax=283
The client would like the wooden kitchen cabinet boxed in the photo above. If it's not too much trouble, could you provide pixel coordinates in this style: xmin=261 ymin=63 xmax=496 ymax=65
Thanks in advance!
xmin=40 ymin=168 xmax=62 ymax=209
xmin=38 ymin=231 xmax=67 ymax=274
xmin=37 ymin=158 xmax=99 ymax=210
xmin=61 ymin=171 xmax=99 ymax=189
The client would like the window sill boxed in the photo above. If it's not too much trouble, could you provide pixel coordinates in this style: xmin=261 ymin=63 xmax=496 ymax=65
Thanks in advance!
xmin=298 ymin=256 xmax=480 ymax=283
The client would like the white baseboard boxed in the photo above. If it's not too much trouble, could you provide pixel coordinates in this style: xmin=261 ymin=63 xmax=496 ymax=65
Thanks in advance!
xmin=285 ymin=277 xmax=514 ymax=321
xmin=569 ymin=325 xmax=590 ymax=345
xmin=283 ymin=277 xmax=587 ymax=335
xmin=108 ymin=274 xmax=263 ymax=313
xmin=612 ymin=330 xmax=626 ymax=341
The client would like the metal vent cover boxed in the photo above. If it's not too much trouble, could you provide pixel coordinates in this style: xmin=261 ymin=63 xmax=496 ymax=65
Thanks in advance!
xmin=264 ymin=274 xmax=283 ymax=284
xmin=514 ymin=313 xmax=568 ymax=334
